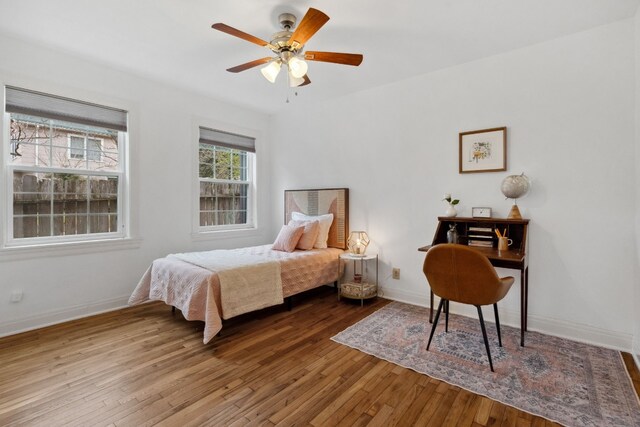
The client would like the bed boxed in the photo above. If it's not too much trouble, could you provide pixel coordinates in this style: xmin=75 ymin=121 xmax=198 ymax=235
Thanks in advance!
xmin=128 ymin=188 xmax=349 ymax=343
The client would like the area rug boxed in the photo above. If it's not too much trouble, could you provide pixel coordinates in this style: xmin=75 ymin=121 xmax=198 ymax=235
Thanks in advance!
xmin=331 ymin=302 xmax=640 ymax=427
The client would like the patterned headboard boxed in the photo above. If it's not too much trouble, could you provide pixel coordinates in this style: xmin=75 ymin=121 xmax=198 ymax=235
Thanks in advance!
xmin=284 ymin=188 xmax=349 ymax=250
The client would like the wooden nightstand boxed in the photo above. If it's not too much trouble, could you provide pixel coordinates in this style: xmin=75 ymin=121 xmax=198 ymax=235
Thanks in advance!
xmin=338 ymin=253 xmax=379 ymax=306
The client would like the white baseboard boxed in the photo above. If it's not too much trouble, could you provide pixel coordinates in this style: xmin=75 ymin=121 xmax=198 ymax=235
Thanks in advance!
xmin=379 ymin=286 xmax=634 ymax=352
xmin=0 ymin=295 xmax=130 ymax=338
xmin=378 ymin=286 xmax=430 ymax=306
xmin=1 ymin=287 xmax=635 ymax=357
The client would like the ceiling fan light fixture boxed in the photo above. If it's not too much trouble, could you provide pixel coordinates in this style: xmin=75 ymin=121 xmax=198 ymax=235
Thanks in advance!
xmin=261 ymin=61 xmax=281 ymax=83
xmin=212 ymin=8 xmax=363 ymax=88
xmin=288 ymin=56 xmax=308 ymax=79
xmin=288 ymin=72 xmax=305 ymax=87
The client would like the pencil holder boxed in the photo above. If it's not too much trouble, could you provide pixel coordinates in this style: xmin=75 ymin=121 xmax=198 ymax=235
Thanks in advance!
xmin=497 ymin=237 xmax=513 ymax=252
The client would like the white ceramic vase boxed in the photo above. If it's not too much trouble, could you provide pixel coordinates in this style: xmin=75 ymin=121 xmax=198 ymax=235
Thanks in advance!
xmin=444 ymin=204 xmax=457 ymax=217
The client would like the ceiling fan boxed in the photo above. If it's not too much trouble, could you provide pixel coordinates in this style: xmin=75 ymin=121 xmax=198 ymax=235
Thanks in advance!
xmin=212 ymin=8 xmax=363 ymax=87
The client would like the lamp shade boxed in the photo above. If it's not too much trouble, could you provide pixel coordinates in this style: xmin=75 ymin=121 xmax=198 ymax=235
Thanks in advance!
xmin=261 ymin=61 xmax=281 ymax=83
xmin=347 ymin=231 xmax=370 ymax=256
xmin=289 ymin=73 xmax=305 ymax=87
xmin=288 ymin=56 xmax=308 ymax=79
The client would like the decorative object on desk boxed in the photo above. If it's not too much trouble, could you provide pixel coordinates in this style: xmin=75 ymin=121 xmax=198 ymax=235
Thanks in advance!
xmin=471 ymin=207 xmax=492 ymax=218
xmin=497 ymin=236 xmax=513 ymax=252
xmin=446 ymin=224 xmax=458 ymax=244
xmin=501 ymin=173 xmax=531 ymax=219
xmin=332 ymin=302 xmax=640 ymax=427
xmin=497 ymin=237 xmax=513 ymax=251
xmin=442 ymin=193 xmax=459 ymax=217
xmin=347 ymin=231 xmax=370 ymax=256
xmin=459 ymin=127 xmax=507 ymax=173
xmin=494 ymin=228 xmax=513 ymax=251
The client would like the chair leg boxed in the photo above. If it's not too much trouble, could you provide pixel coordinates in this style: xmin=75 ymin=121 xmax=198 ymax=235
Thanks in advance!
xmin=427 ymin=298 xmax=445 ymax=351
xmin=445 ymin=300 xmax=449 ymax=333
xmin=493 ymin=303 xmax=502 ymax=347
xmin=476 ymin=305 xmax=494 ymax=372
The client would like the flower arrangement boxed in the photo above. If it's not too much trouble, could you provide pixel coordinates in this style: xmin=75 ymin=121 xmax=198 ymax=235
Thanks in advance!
xmin=442 ymin=193 xmax=459 ymax=206
xmin=442 ymin=193 xmax=459 ymax=217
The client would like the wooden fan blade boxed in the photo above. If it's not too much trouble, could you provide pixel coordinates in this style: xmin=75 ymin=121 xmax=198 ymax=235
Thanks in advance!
xmin=300 ymin=75 xmax=311 ymax=86
xmin=226 ymin=57 xmax=273 ymax=73
xmin=287 ymin=8 xmax=329 ymax=49
xmin=212 ymin=23 xmax=277 ymax=50
xmin=304 ymin=51 xmax=363 ymax=66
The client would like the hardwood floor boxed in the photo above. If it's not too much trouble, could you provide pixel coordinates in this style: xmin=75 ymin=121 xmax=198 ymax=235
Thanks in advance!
xmin=0 ymin=288 xmax=637 ymax=426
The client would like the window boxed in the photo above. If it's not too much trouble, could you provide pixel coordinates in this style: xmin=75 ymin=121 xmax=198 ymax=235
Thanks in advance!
xmin=198 ymin=127 xmax=255 ymax=230
xmin=69 ymin=135 xmax=103 ymax=162
xmin=4 ymin=86 xmax=128 ymax=244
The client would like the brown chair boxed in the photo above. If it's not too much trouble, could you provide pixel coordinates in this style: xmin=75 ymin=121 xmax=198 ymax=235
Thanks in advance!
xmin=423 ymin=244 xmax=514 ymax=372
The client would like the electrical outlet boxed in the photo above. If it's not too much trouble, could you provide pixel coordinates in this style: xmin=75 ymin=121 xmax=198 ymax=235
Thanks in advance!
xmin=10 ymin=290 xmax=23 ymax=303
xmin=392 ymin=268 xmax=400 ymax=280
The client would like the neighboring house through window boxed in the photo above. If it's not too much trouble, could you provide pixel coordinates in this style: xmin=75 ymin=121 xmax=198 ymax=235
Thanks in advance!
xmin=198 ymin=126 xmax=255 ymax=230
xmin=4 ymin=86 xmax=128 ymax=244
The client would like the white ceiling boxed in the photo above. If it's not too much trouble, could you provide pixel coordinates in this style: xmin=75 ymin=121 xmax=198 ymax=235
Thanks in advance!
xmin=0 ymin=0 xmax=638 ymax=114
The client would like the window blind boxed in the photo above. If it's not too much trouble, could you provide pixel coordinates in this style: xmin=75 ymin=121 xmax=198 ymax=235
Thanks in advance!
xmin=5 ymin=86 xmax=128 ymax=132
xmin=199 ymin=126 xmax=255 ymax=153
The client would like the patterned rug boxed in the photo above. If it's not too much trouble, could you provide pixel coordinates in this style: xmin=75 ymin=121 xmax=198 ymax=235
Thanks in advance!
xmin=331 ymin=302 xmax=640 ymax=427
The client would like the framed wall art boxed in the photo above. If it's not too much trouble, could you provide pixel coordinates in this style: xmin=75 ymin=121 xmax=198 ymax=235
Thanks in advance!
xmin=459 ymin=127 xmax=507 ymax=173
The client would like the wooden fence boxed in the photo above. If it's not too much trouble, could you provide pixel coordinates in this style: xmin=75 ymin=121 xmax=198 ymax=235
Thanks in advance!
xmin=199 ymin=182 xmax=248 ymax=226
xmin=12 ymin=175 xmax=249 ymax=237
xmin=13 ymin=174 xmax=118 ymax=238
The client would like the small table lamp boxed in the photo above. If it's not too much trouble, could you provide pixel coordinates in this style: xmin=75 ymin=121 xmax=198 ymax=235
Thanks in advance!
xmin=347 ymin=231 xmax=370 ymax=256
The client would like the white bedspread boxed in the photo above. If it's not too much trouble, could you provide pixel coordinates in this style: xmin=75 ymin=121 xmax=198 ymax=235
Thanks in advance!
xmin=170 ymin=250 xmax=282 ymax=319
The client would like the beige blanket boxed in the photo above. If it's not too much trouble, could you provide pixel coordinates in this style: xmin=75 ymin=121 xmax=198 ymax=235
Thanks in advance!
xmin=170 ymin=250 xmax=282 ymax=319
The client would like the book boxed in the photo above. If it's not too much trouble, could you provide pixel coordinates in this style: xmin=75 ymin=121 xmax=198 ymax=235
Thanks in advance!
xmin=469 ymin=226 xmax=493 ymax=232
xmin=468 ymin=240 xmax=493 ymax=247
xmin=468 ymin=234 xmax=494 ymax=239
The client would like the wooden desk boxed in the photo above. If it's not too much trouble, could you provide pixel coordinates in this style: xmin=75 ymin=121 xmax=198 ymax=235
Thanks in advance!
xmin=419 ymin=216 xmax=529 ymax=346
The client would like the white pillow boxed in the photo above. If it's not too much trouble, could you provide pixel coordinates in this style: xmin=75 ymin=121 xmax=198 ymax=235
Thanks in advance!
xmin=290 ymin=212 xmax=334 ymax=249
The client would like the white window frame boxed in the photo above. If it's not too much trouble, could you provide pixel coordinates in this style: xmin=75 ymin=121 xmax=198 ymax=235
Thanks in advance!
xmin=68 ymin=134 xmax=104 ymax=162
xmin=193 ymin=120 xmax=258 ymax=236
xmin=2 ymin=90 xmax=129 ymax=248
xmin=198 ymin=145 xmax=255 ymax=231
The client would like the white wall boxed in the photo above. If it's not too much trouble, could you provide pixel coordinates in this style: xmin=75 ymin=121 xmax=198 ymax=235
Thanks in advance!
xmin=269 ymin=19 xmax=637 ymax=350
xmin=0 ymin=34 xmax=272 ymax=335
